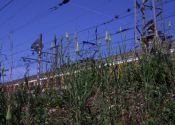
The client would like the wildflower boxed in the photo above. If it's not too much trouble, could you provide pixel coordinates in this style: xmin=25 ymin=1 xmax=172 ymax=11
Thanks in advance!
xmin=109 ymin=34 xmax=112 ymax=42
xmin=76 ymin=41 xmax=79 ymax=55
xmin=66 ymin=32 xmax=69 ymax=40
xmin=105 ymin=31 xmax=109 ymax=42
xmin=119 ymin=27 xmax=122 ymax=32
xmin=74 ymin=32 xmax=79 ymax=55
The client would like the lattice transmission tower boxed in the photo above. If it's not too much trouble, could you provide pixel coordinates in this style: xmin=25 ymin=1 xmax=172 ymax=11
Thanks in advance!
xmin=134 ymin=0 xmax=166 ymax=51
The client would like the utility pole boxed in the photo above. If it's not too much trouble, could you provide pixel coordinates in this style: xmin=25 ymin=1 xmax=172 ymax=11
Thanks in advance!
xmin=45 ymin=52 xmax=48 ymax=72
xmin=0 ymin=62 xmax=2 ymax=84
xmin=0 ymin=48 xmax=8 ymax=84
xmin=53 ymin=35 xmax=58 ymax=70
xmin=60 ymin=36 xmax=63 ymax=66
xmin=0 ymin=63 xmax=8 ymax=84
xmin=22 ymin=58 xmax=30 ymax=78
xmin=8 ymin=32 xmax=13 ymax=81
xmin=134 ymin=0 xmax=138 ymax=50
xmin=37 ymin=34 xmax=42 ymax=85
xmin=31 ymin=34 xmax=43 ymax=85
xmin=50 ymin=35 xmax=58 ymax=70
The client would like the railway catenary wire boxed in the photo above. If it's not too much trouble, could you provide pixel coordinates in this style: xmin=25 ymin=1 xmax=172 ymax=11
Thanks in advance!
xmin=0 ymin=12 xmax=135 ymax=62
xmin=2 ymin=44 xmax=175 ymax=92
xmin=0 ymin=0 xmax=174 ymax=51
xmin=0 ymin=10 xmax=134 ymax=54
xmin=0 ymin=0 xmax=14 ymax=12
xmin=0 ymin=28 xmax=133 ymax=82
xmin=2 ymin=8 xmax=175 ymax=60
xmin=2 ymin=29 xmax=175 ymax=84
xmin=2 ymin=17 xmax=174 ymax=64
xmin=0 ymin=0 xmax=173 ymax=83
xmin=0 ymin=0 xmax=173 ymax=41
xmin=1 ymin=25 xmax=135 ymax=65
xmin=1 ymin=10 xmax=174 ymax=58
xmin=1 ymin=22 xmax=175 ymax=71
xmin=0 ymin=54 xmax=140 ymax=91
xmin=1 ymin=38 xmax=175 ymax=88
xmin=0 ymin=0 xmax=34 ymax=27
xmin=0 ymin=0 xmax=133 ymax=43
xmin=1 ymin=6 xmax=175 ymax=82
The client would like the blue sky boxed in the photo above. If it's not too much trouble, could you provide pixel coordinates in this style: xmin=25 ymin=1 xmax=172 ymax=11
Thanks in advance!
xmin=0 ymin=0 xmax=174 ymax=81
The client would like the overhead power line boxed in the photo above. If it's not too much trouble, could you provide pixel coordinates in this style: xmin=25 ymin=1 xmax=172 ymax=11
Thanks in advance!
xmin=0 ymin=0 xmax=14 ymax=12
xmin=0 ymin=0 xmax=33 ymax=27
xmin=1 ymin=0 xmax=173 ymax=46
xmin=0 ymin=11 xmax=134 ymax=54
xmin=1 ymin=1 xmax=175 ymax=65
xmin=2 ymin=11 xmax=175 ymax=62
xmin=164 ymin=0 xmax=175 ymax=4
xmin=69 ymin=2 xmax=115 ymax=19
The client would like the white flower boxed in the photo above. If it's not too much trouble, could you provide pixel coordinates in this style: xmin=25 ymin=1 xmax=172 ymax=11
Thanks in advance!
xmin=66 ymin=32 xmax=69 ymax=39
xmin=105 ymin=31 xmax=109 ymax=41
xmin=119 ymin=27 xmax=122 ymax=32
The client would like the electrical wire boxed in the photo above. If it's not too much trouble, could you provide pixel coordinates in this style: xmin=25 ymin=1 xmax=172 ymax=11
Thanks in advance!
xmin=0 ymin=0 xmax=14 ymax=12
xmin=1 ymin=1 xmax=175 ymax=81
xmin=2 ymin=12 xmax=175 ymax=61
xmin=0 ymin=11 xmax=134 ymax=55
xmin=0 ymin=0 xmax=34 ymax=27
xmin=69 ymin=2 xmax=115 ymax=19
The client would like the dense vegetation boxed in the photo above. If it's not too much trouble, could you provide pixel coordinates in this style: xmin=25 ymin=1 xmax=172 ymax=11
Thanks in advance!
xmin=0 ymin=39 xmax=175 ymax=125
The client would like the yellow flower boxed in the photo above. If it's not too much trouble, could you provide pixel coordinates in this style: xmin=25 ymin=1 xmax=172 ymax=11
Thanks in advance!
xmin=61 ymin=76 xmax=64 ymax=87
